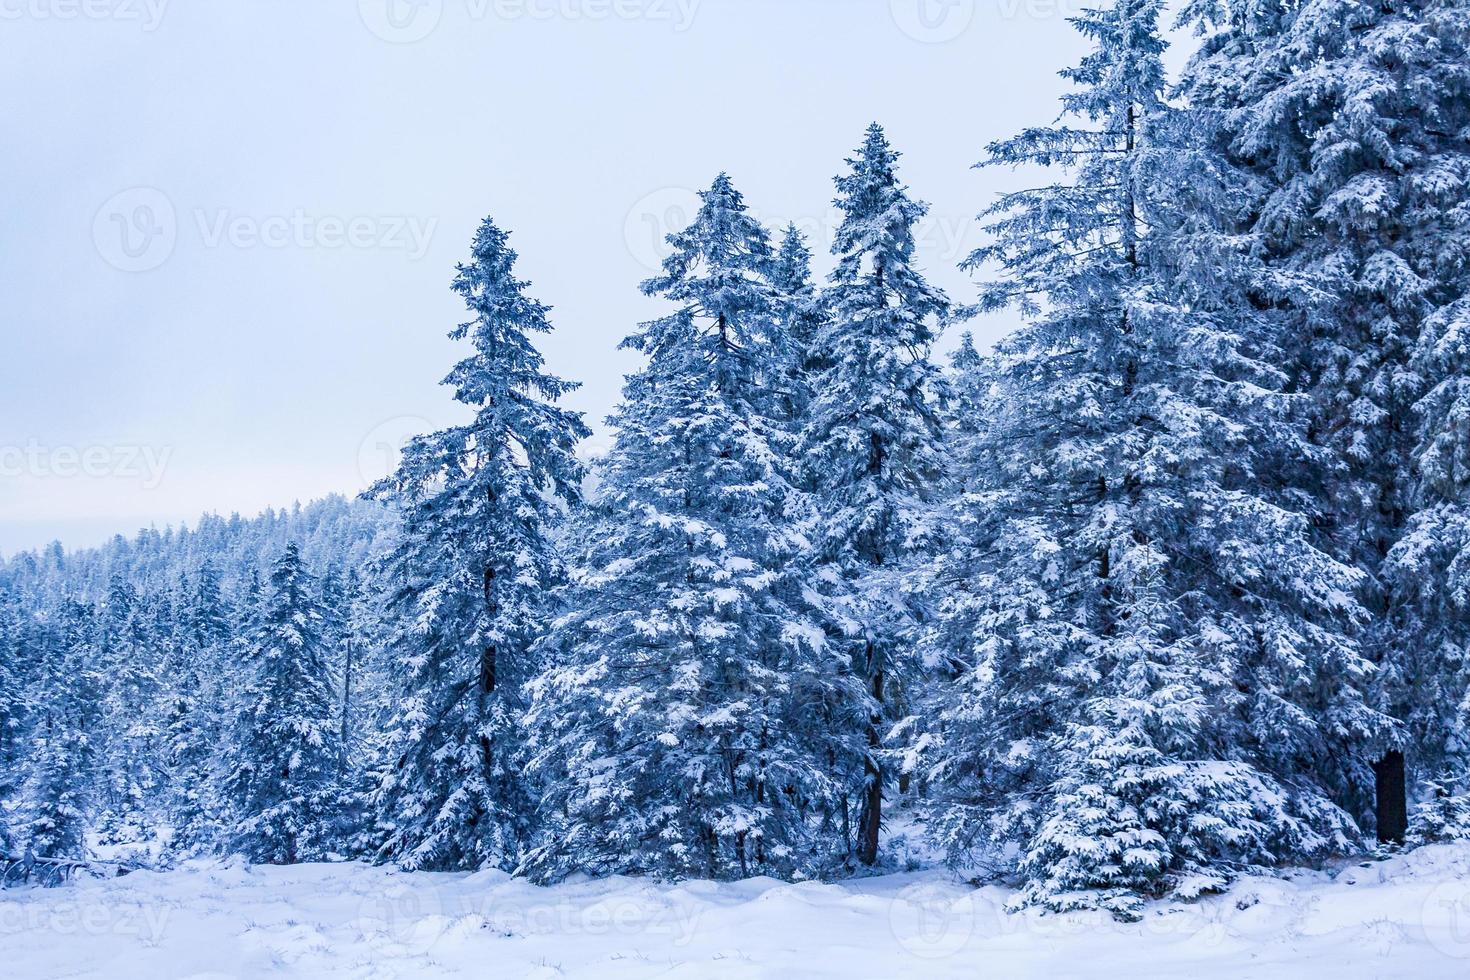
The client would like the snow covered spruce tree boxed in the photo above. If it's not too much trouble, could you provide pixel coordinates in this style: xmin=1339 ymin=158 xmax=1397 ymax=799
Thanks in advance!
xmin=797 ymin=125 xmax=951 ymax=866
xmin=922 ymin=0 xmax=1389 ymax=916
xmin=1184 ymin=0 xmax=1470 ymax=838
xmin=940 ymin=331 xmax=991 ymax=483
xmin=218 ymin=544 xmax=341 ymax=864
xmin=0 ymin=587 xmax=29 ymax=851
xmin=23 ymin=600 xmax=103 ymax=858
xmin=524 ymin=174 xmax=869 ymax=882
xmin=1378 ymin=2 xmax=1470 ymax=831
xmin=367 ymin=216 xmax=589 ymax=872
xmin=162 ymin=563 xmax=233 ymax=854
xmin=95 ymin=576 xmax=163 ymax=839
xmin=769 ymin=222 xmax=826 ymax=416
xmin=319 ymin=566 xmax=372 ymax=777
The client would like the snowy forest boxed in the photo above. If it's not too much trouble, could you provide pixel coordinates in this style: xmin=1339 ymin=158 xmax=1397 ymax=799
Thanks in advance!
xmin=4 ymin=0 xmax=1470 ymax=924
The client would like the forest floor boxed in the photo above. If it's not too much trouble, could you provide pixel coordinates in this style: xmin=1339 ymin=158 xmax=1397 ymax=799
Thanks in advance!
xmin=5 ymin=843 xmax=1470 ymax=978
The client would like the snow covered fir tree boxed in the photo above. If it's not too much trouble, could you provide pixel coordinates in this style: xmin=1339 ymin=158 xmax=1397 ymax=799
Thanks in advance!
xmin=920 ymin=0 xmax=1390 ymax=917
xmin=797 ymin=124 xmax=952 ymax=867
xmin=4 ymin=0 xmax=1470 ymax=926
xmin=1182 ymin=0 xmax=1470 ymax=846
xmin=218 ymin=544 xmax=342 ymax=864
xmin=367 ymin=216 xmax=590 ymax=872
xmin=523 ymin=174 xmax=869 ymax=881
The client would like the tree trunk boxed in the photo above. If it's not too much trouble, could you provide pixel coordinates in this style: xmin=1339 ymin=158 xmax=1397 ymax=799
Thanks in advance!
xmin=856 ymin=647 xmax=883 ymax=866
xmin=1373 ymin=750 xmax=1407 ymax=844
xmin=339 ymin=636 xmax=354 ymax=776
xmin=479 ymin=643 xmax=497 ymax=783
xmin=480 ymin=565 xmax=498 ymax=784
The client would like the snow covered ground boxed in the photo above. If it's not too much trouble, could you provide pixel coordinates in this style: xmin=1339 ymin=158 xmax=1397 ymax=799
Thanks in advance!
xmin=6 ymin=845 xmax=1470 ymax=979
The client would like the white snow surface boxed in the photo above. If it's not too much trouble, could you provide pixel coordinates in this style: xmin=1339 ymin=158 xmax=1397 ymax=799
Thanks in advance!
xmin=7 ymin=844 xmax=1470 ymax=978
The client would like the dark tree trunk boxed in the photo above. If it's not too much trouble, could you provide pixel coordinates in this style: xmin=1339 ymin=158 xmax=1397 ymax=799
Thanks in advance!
xmin=480 ymin=565 xmax=498 ymax=784
xmin=1373 ymin=750 xmax=1407 ymax=844
xmin=339 ymin=636 xmax=354 ymax=776
xmin=856 ymin=647 xmax=883 ymax=866
xmin=479 ymin=644 xmax=497 ymax=783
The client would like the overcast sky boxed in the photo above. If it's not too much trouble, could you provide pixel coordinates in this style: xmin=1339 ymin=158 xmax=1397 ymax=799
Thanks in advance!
xmin=0 ymin=0 xmax=1119 ymax=556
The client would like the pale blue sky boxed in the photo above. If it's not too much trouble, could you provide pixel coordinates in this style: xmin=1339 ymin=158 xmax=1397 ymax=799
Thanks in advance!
xmin=0 ymin=0 xmax=1115 ymax=555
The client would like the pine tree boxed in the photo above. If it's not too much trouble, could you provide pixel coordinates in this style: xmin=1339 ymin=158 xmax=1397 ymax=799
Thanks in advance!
xmin=524 ymin=175 xmax=868 ymax=881
xmin=219 ymin=544 xmax=340 ymax=864
xmin=1408 ymin=775 xmax=1470 ymax=844
xmin=23 ymin=600 xmax=103 ymax=858
xmin=95 ymin=576 xmax=163 ymax=839
xmin=368 ymin=216 xmax=589 ymax=871
xmin=941 ymin=332 xmax=991 ymax=483
xmin=1184 ymin=0 xmax=1470 ymax=834
xmin=797 ymin=125 xmax=951 ymax=866
xmin=923 ymin=0 xmax=1390 ymax=916
xmin=322 ymin=568 xmax=371 ymax=776
xmin=769 ymin=222 xmax=826 ymax=415
xmin=0 ymin=587 xmax=28 ymax=851
xmin=162 ymin=563 xmax=232 ymax=855
xmin=1358 ymin=0 xmax=1470 ymax=823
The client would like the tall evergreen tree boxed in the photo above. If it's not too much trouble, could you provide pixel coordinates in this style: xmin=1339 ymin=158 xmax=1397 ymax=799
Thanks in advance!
xmin=924 ymin=0 xmax=1390 ymax=916
xmin=219 ymin=544 xmax=340 ymax=864
xmin=95 ymin=576 xmax=162 ymax=837
xmin=525 ymin=175 xmax=868 ymax=881
xmin=797 ymin=125 xmax=951 ymax=866
xmin=0 ymin=588 xmax=28 ymax=851
xmin=769 ymin=222 xmax=826 ymax=414
xmin=321 ymin=567 xmax=371 ymax=777
xmin=1184 ymin=0 xmax=1470 ymax=835
xmin=23 ymin=600 xmax=103 ymax=858
xmin=368 ymin=216 xmax=589 ymax=871
xmin=162 ymin=563 xmax=232 ymax=854
xmin=941 ymin=331 xmax=991 ymax=480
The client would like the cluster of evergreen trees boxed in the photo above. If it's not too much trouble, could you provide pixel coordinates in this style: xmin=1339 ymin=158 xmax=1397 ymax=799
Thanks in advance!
xmin=0 ymin=500 xmax=393 ymax=863
xmin=3 ymin=0 xmax=1468 ymax=918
